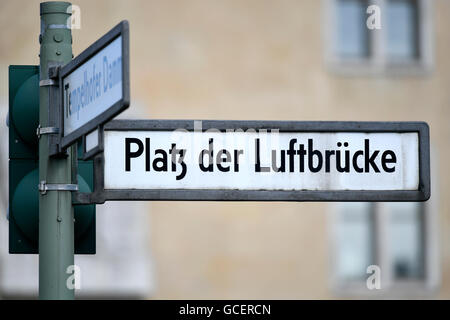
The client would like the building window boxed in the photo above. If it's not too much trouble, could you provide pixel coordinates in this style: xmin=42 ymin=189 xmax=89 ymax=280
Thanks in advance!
xmin=334 ymin=202 xmax=375 ymax=281
xmin=335 ymin=0 xmax=371 ymax=59
xmin=324 ymin=0 xmax=433 ymax=75
xmin=329 ymin=200 xmax=438 ymax=297
xmin=387 ymin=202 xmax=425 ymax=280
xmin=385 ymin=0 xmax=420 ymax=61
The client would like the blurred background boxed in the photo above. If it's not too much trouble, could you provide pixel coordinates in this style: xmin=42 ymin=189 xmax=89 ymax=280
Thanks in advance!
xmin=0 ymin=0 xmax=449 ymax=299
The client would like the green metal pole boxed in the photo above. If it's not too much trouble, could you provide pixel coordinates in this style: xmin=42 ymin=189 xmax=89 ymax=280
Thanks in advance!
xmin=39 ymin=1 xmax=74 ymax=300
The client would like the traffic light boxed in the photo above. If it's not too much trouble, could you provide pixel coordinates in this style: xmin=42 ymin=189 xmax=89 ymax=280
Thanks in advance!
xmin=8 ymin=65 xmax=96 ymax=254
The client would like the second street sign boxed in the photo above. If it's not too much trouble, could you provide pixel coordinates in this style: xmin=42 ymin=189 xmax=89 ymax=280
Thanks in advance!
xmin=59 ymin=20 xmax=130 ymax=149
xmin=73 ymin=120 xmax=430 ymax=204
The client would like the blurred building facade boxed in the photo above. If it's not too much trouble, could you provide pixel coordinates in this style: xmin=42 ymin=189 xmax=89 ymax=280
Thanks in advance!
xmin=0 ymin=0 xmax=449 ymax=299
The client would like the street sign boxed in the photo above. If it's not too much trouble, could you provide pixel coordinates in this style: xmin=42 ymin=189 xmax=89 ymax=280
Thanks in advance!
xmin=73 ymin=120 xmax=430 ymax=204
xmin=59 ymin=20 xmax=129 ymax=150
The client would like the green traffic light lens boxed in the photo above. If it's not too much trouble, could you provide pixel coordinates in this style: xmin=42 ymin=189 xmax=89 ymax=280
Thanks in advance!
xmin=12 ymin=169 xmax=39 ymax=242
xmin=11 ymin=74 xmax=39 ymax=148
xmin=11 ymin=169 xmax=94 ymax=244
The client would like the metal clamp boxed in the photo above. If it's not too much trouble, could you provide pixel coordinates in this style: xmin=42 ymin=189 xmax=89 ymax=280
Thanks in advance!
xmin=38 ymin=181 xmax=78 ymax=195
xmin=47 ymin=24 xmax=71 ymax=30
xmin=39 ymin=79 xmax=57 ymax=87
xmin=36 ymin=125 xmax=59 ymax=139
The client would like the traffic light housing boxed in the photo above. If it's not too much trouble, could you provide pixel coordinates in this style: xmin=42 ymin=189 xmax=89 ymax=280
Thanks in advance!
xmin=8 ymin=65 xmax=96 ymax=254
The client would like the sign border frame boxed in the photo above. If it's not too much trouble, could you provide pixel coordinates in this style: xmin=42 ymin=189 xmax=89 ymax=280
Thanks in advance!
xmin=59 ymin=20 xmax=130 ymax=150
xmin=73 ymin=120 xmax=430 ymax=204
xmin=82 ymin=125 xmax=104 ymax=160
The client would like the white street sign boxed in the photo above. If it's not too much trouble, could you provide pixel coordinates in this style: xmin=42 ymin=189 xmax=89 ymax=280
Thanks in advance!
xmin=59 ymin=21 xmax=129 ymax=149
xmin=104 ymin=131 xmax=418 ymax=191
xmin=63 ymin=36 xmax=122 ymax=136
xmin=87 ymin=120 xmax=429 ymax=203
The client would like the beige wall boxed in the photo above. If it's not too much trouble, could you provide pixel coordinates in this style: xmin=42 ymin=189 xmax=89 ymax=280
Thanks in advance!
xmin=1 ymin=0 xmax=449 ymax=299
